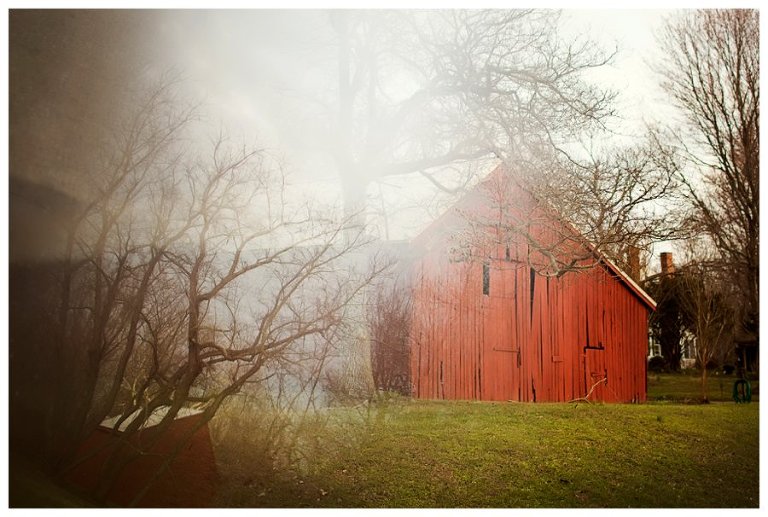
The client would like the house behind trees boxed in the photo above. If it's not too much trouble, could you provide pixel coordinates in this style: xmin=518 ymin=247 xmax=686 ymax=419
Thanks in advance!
xmin=405 ymin=166 xmax=656 ymax=403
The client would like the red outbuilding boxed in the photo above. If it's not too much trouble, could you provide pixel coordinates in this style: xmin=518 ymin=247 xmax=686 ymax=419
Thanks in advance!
xmin=67 ymin=408 xmax=218 ymax=507
xmin=407 ymin=165 xmax=655 ymax=403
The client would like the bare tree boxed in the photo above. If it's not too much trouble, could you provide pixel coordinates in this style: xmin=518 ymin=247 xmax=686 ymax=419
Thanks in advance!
xmin=82 ymin=149 xmax=385 ymax=504
xmin=10 ymin=78 xmax=389 ymax=503
xmin=445 ymin=136 xmax=681 ymax=278
xmin=676 ymin=262 xmax=735 ymax=402
xmin=368 ymin=282 xmax=412 ymax=395
xmin=24 ymin=76 xmax=198 ymax=469
xmin=323 ymin=10 xmax=617 ymax=226
xmin=526 ymin=137 xmax=683 ymax=275
xmin=656 ymin=9 xmax=759 ymax=349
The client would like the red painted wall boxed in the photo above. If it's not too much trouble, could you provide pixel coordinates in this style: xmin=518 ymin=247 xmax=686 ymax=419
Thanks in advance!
xmin=67 ymin=415 xmax=218 ymax=507
xmin=408 ymin=170 xmax=651 ymax=403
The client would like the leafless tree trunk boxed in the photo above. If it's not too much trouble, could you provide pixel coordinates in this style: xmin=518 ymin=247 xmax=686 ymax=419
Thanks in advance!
xmin=323 ymin=10 xmax=684 ymax=277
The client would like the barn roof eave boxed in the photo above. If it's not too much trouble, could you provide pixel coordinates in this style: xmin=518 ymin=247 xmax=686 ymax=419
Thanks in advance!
xmin=600 ymin=256 xmax=657 ymax=311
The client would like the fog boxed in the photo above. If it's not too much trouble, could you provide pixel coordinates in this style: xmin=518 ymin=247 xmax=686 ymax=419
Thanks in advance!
xmin=10 ymin=9 xmax=680 ymax=264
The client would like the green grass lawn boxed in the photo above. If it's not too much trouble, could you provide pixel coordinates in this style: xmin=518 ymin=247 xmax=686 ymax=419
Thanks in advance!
xmin=217 ymin=399 xmax=758 ymax=508
xmin=647 ymin=371 xmax=759 ymax=403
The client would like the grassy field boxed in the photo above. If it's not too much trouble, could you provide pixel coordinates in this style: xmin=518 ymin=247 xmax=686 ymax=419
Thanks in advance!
xmin=10 ymin=373 xmax=760 ymax=508
xmin=215 ymin=374 xmax=760 ymax=508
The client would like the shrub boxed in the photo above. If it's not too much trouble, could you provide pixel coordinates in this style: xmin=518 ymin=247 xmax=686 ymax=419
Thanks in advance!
xmin=648 ymin=356 xmax=666 ymax=373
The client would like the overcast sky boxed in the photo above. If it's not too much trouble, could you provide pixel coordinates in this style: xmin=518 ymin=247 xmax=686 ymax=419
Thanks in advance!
xmin=563 ymin=9 xmax=674 ymax=133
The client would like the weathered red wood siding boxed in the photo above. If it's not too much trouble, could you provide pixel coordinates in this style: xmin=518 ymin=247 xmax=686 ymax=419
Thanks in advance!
xmin=408 ymin=171 xmax=651 ymax=403
xmin=410 ymin=253 xmax=649 ymax=402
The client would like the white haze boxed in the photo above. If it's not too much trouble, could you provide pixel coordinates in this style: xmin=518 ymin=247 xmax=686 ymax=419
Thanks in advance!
xmin=142 ymin=9 xmax=678 ymax=244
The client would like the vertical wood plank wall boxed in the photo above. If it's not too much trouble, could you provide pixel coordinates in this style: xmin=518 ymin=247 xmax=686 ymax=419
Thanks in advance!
xmin=409 ymin=250 xmax=650 ymax=403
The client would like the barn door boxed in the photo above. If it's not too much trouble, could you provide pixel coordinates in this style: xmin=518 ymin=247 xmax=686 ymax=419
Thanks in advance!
xmin=483 ymin=305 xmax=520 ymax=401
xmin=584 ymin=347 xmax=607 ymax=401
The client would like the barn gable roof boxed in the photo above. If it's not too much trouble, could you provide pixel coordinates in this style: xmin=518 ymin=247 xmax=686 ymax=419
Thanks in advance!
xmin=409 ymin=163 xmax=657 ymax=311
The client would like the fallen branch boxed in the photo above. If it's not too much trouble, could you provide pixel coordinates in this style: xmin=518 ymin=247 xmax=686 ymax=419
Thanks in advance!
xmin=568 ymin=377 xmax=607 ymax=405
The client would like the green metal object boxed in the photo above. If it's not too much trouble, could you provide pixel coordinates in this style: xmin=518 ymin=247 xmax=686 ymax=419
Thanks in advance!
xmin=732 ymin=379 xmax=752 ymax=403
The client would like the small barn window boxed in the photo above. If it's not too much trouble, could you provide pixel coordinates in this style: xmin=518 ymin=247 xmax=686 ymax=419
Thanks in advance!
xmin=529 ymin=267 xmax=536 ymax=321
xmin=482 ymin=261 xmax=490 ymax=295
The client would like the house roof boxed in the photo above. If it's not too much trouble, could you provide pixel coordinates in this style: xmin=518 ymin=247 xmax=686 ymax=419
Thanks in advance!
xmin=409 ymin=163 xmax=657 ymax=311
xmin=100 ymin=406 xmax=204 ymax=432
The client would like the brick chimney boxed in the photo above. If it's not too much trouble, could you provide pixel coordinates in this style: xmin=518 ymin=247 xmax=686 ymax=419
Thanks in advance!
xmin=660 ymin=252 xmax=675 ymax=275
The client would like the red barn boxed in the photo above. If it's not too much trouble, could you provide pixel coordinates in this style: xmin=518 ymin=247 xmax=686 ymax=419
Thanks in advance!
xmin=407 ymin=166 xmax=655 ymax=403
